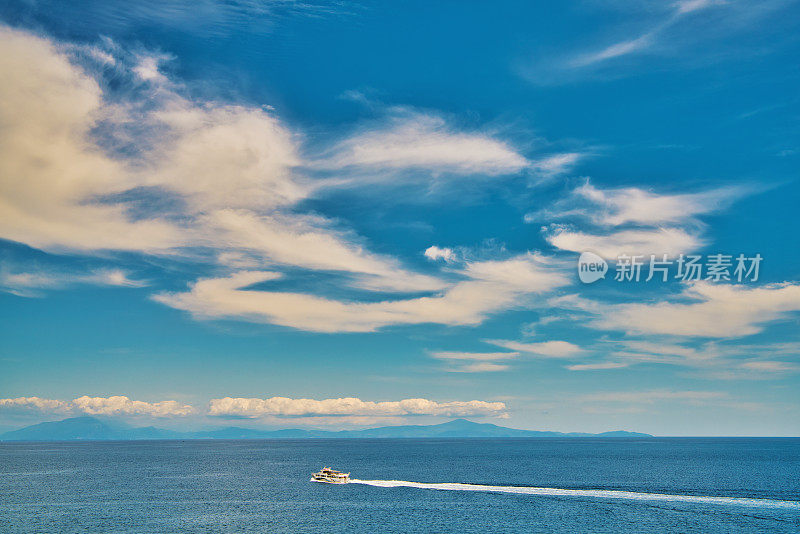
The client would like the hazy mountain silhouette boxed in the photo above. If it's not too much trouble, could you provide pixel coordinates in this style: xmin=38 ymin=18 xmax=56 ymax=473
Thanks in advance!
xmin=0 ymin=416 xmax=652 ymax=441
xmin=0 ymin=416 xmax=183 ymax=441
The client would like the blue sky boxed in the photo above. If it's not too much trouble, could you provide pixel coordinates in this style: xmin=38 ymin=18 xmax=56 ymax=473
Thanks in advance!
xmin=1 ymin=0 xmax=799 ymax=435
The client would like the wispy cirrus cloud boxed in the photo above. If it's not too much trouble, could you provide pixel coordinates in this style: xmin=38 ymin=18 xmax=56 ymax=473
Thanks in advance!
xmin=561 ymin=282 xmax=800 ymax=338
xmin=528 ymin=152 xmax=584 ymax=179
xmin=484 ymin=339 xmax=584 ymax=358
xmin=429 ymin=338 xmax=586 ymax=373
xmin=570 ymin=33 xmax=657 ymax=68
xmin=0 ymin=266 xmax=146 ymax=297
xmin=154 ymin=253 xmax=570 ymax=332
xmin=566 ymin=182 xmax=750 ymax=227
xmin=567 ymin=0 xmax=731 ymax=69
xmin=204 ymin=210 xmax=445 ymax=292
xmin=317 ymin=109 xmax=529 ymax=176
xmin=520 ymin=0 xmax=793 ymax=84
xmin=449 ymin=362 xmax=512 ymax=373
xmin=437 ymin=335 xmax=800 ymax=377
xmin=431 ymin=351 xmax=518 ymax=361
xmin=674 ymin=0 xmax=726 ymax=16
xmin=609 ymin=340 xmax=800 ymax=379
xmin=544 ymin=225 xmax=703 ymax=259
xmin=567 ymin=362 xmax=630 ymax=371
xmin=532 ymin=333 xmax=800 ymax=378
xmin=740 ymin=360 xmax=798 ymax=372
xmin=430 ymin=351 xmax=518 ymax=373
xmin=313 ymin=101 xmax=585 ymax=187
xmin=529 ymin=180 xmax=752 ymax=258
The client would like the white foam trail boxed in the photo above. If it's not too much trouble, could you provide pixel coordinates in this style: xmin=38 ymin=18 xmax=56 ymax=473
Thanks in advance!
xmin=349 ymin=480 xmax=800 ymax=510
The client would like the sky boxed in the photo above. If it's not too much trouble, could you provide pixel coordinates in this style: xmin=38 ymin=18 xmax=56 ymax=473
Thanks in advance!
xmin=0 ymin=0 xmax=799 ymax=436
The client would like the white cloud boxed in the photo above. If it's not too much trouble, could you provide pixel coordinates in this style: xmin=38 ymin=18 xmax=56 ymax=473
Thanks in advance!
xmin=738 ymin=361 xmax=799 ymax=373
xmin=154 ymin=253 xmax=570 ymax=332
xmin=570 ymin=340 xmax=800 ymax=378
xmin=0 ymin=266 xmax=146 ymax=297
xmin=620 ymin=340 xmax=706 ymax=359
xmin=424 ymin=246 xmax=458 ymax=263
xmin=1 ymin=395 xmax=512 ymax=419
xmin=71 ymin=396 xmax=194 ymax=416
xmin=0 ymin=396 xmax=194 ymax=416
xmin=548 ymin=291 xmax=800 ymax=375
xmin=545 ymin=225 xmax=703 ymax=259
xmin=461 ymin=253 xmax=568 ymax=291
xmin=568 ymin=0 xmax=724 ymax=69
xmin=430 ymin=351 xmax=518 ymax=361
xmin=529 ymin=152 xmax=583 ymax=178
xmin=207 ymin=210 xmax=445 ymax=292
xmin=449 ymin=362 xmax=511 ymax=373
xmin=92 ymin=269 xmax=145 ymax=287
xmin=144 ymin=102 xmax=305 ymax=212
xmin=208 ymin=396 xmax=506 ymax=417
xmin=131 ymin=52 xmax=170 ymax=83
xmin=566 ymin=362 xmax=629 ymax=371
xmin=571 ymin=33 xmax=655 ymax=68
xmin=0 ymin=27 xmax=183 ymax=253
xmin=674 ymin=0 xmax=724 ymax=15
xmin=524 ymin=0 xmax=789 ymax=87
xmin=530 ymin=182 xmax=749 ymax=258
xmin=430 ymin=339 xmax=585 ymax=373
xmin=485 ymin=339 xmax=583 ymax=358
xmin=589 ymin=282 xmax=800 ymax=338
xmin=572 ymin=183 xmax=748 ymax=226
xmin=611 ymin=340 xmax=733 ymax=368
xmin=320 ymin=111 xmax=528 ymax=176
xmin=0 ymin=397 xmax=71 ymax=412
xmin=430 ymin=351 xmax=518 ymax=373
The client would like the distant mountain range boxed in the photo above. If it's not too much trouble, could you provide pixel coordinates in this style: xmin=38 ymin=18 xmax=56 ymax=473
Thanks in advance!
xmin=0 ymin=416 xmax=652 ymax=441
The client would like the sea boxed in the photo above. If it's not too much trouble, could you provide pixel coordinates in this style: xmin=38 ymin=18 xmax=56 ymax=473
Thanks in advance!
xmin=1 ymin=438 xmax=798 ymax=533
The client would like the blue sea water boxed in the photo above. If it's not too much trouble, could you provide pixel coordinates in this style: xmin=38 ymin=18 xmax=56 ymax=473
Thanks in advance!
xmin=1 ymin=438 xmax=799 ymax=533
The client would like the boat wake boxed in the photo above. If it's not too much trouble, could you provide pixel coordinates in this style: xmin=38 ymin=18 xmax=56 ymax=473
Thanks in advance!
xmin=348 ymin=480 xmax=800 ymax=510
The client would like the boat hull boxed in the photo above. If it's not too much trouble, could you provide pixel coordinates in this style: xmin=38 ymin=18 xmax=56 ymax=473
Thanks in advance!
xmin=311 ymin=467 xmax=350 ymax=484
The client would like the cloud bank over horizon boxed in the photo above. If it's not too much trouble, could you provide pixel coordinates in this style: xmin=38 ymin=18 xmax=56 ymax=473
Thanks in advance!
xmin=0 ymin=396 xmax=194 ymax=417
xmin=0 ymin=395 xmax=508 ymax=424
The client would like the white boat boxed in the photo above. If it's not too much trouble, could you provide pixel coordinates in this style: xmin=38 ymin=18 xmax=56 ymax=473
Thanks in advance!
xmin=311 ymin=467 xmax=350 ymax=484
